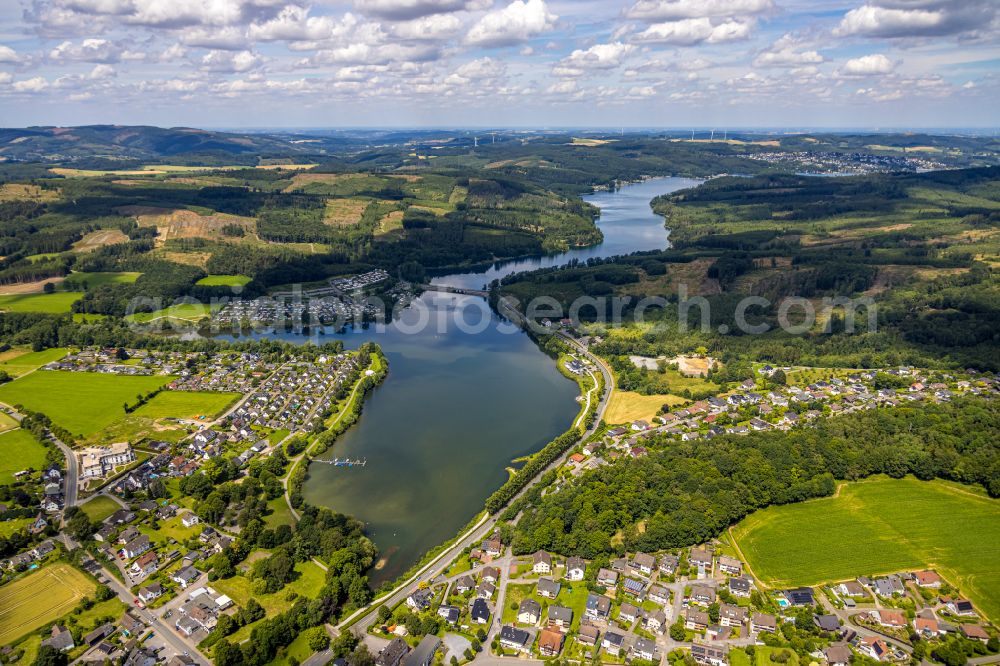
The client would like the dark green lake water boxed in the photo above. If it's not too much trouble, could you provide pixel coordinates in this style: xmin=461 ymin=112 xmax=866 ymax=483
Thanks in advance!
xmin=289 ymin=177 xmax=698 ymax=584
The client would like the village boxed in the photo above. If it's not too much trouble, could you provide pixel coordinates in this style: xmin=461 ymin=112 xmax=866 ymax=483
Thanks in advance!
xmin=366 ymin=535 xmax=993 ymax=666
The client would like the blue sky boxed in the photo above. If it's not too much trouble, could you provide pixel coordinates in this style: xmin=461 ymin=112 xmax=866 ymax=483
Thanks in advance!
xmin=0 ymin=0 xmax=998 ymax=128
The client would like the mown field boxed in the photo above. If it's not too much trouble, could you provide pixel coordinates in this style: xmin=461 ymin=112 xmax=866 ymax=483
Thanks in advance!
xmin=0 ymin=429 xmax=48 ymax=484
xmin=133 ymin=390 xmax=240 ymax=420
xmin=194 ymin=274 xmax=251 ymax=287
xmin=0 ymin=562 xmax=95 ymax=644
xmin=0 ymin=348 xmax=68 ymax=377
xmin=0 ymin=292 xmax=82 ymax=313
xmin=80 ymin=495 xmax=122 ymax=522
xmin=731 ymin=476 xmax=1000 ymax=621
xmin=0 ymin=371 xmax=172 ymax=437
xmin=63 ymin=271 xmax=141 ymax=289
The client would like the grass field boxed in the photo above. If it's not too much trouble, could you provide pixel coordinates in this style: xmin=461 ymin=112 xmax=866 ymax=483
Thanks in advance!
xmin=0 ymin=429 xmax=49 ymax=485
xmin=63 ymin=272 xmax=141 ymax=289
xmin=127 ymin=303 xmax=214 ymax=324
xmin=195 ymin=275 xmax=252 ymax=287
xmin=0 ymin=562 xmax=95 ymax=644
xmin=0 ymin=293 xmax=82 ymax=313
xmin=0 ymin=371 xmax=172 ymax=437
xmin=0 ymin=412 xmax=19 ymax=433
xmin=0 ymin=517 xmax=31 ymax=537
xmin=80 ymin=495 xmax=122 ymax=522
xmin=214 ymin=560 xmax=326 ymax=643
xmin=0 ymin=348 xmax=68 ymax=377
xmin=730 ymin=476 xmax=1000 ymax=621
xmin=133 ymin=390 xmax=240 ymax=420
xmin=605 ymin=390 xmax=685 ymax=424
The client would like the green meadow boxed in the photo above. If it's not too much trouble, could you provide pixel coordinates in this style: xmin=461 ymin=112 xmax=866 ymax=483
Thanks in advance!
xmin=0 ymin=293 xmax=82 ymax=313
xmin=195 ymin=274 xmax=251 ymax=287
xmin=731 ymin=476 xmax=1000 ymax=621
xmin=63 ymin=272 xmax=141 ymax=289
xmin=0 ymin=371 xmax=173 ymax=437
xmin=133 ymin=390 xmax=240 ymax=420
xmin=0 ymin=429 xmax=49 ymax=484
xmin=0 ymin=348 xmax=68 ymax=377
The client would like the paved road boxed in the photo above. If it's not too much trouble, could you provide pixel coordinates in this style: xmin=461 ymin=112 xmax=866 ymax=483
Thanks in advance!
xmin=96 ymin=561 xmax=210 ymax=664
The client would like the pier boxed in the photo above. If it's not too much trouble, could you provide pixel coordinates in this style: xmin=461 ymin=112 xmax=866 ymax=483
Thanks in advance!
xmin=314 ymin=457 xmax=367 ymax=467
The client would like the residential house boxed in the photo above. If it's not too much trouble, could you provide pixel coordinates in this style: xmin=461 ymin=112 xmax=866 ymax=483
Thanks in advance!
xmin=577 ymin=625 xmax=600 ymax=646
xmin=437 ymin=605 xmax=459 ymax=625
xmin=585 ymin=593 xmax=612 ymax=621
xmin=470 ymin=598 xmax=490 ymax=624
xmin=631 ymin=552 xmax=656 ymax=576
xmin=602 ymin=631 xmax=625 ymax=656
xmin=691 ymin=644 xmax=728 ymax=666
xmin=648 ymin=584 xmax=670 ymax=605
xmin=960 ymin=625 xmax=989 ymax=643
xmin=618 ymin=603 xmax=639 ymax=625
xmin=690 ymin=585 xmax=716 ymax=605
xmin=914 ymin=617 xmax=942 ymax=638
xmin=857 ymin=636 xmax=891 ymax=661
xmin=870 ymin=609 xmax=907 ymax=628
xmin=729 ymin=577 xmax=752 ymax=598
xmin=454 ymin=575 xmax=475 ymax=594
xmin=689 ymin=547 xmax=713 ymax=570
xmin=944 ymin=598 xmax=976 ymax=616
xmin=659 ymin=554 xmax=679 ymax=576
xmin=138 ymin=583 xmax=162 ymax=604
xmin=633 ymin=637 xmax=656 ymax=661
xmin=825 ymin=643 xmax=852 ymax=666
xmin=717 ymin=556 xmax=742 ymax=576
xmin=537 ymin=577 xmax=561 ymax=599
xmin=597 ymin=568 xmax=619 ymax=587
xmin=481 ymin=566 xmax=499 ymax=583
xmin=171 ymin=566 xmax=200 ymax=589
xmin=120 ymin=535 xmax=151 ymax=560
xmin=477 ymin=581 xmax=496 ymax=599
xmin=751 ymin=613 xmax=777 ymax=634
xmin=915 ymin=571 xmax=942 ymax=588
xmin=644 ymin=609 xmax=668 ymax=634
xmin=483 ymin=538 xmax=503 ymax=558
xmin=41 ymin=626 xmax=75 ymax=652
xmin=518 ymin=599 xmax=541 ymax=625
xmin=548 ymin=606 xmax=573 ymax=630
xmin=532 ymin=550 xmax=552 ymax=574
xmin=622 ymin=577 xmax=645 ymax=597
xmin=499 ymin=626 xmax=531 ymax=653
xmin=814 ymin=615 xmax=841 ymax=632
xmin=406 ymin=589 xmax=434 ymax=612
xmin=686 ymin=609 xmax=710 ymax=631
xmin=872 ymin=576 xmax=904 ymax=598
xmin=375 ymin=638 xmax=409 ymax=666
xmin=403 ymin=636 xmax=440 ymax=666
xmin=129 ymin=551 xmax=158 ymax=577
xmin=836 ymin=581 xmax=866 ymax=598
xmin=719 ymin=604 xmax=747 ymax=628
xmin=180 ymin=511 xmax=199 ymax=528
xmin=783 ymin=587 xmax=815 ymax=606
xmin=538 ymin=628 xmax=564 ymax=657
xmin=566 ymin=556 xmax=585 ymax=581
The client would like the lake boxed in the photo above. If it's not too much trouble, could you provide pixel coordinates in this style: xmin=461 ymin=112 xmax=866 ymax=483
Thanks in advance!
xmin=289 ymin=176 xmax=698 ymax=584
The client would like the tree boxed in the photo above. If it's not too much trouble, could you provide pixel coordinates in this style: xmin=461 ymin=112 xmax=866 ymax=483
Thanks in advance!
xmin=670 ymin=620 xmax=686 ymax=642
xmin=308 ymin=628 xmax=330 ymax=651
xmin=350 ymin=645 xmax=374 ymax=666
xmin=376 ymin=605 xmax=392 ymax=625
xmin=32 ymin=646 xmax=68 ymax=666
xmin=771 ymin=369 xmax=786 ymax=385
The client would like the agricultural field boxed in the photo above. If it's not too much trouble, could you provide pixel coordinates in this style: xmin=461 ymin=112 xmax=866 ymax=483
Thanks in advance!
xmin=0 ymin=292 xmax=82 ymax=313
xmin=0 ymin=429 xmax=49 ymax=484
xmin=80 ymin=495 xmax=122 ymax=522
xmin=730 ymin=476 xmax=1000 ymax=621
xmin=195 ymin=275 xmax=252 ymax=287
xmin=63 ymin=272 xmax=141 ymax=289
xmin=0 ymin=371 xmax=172 ymax=437
xmin=0 ymin=562 xmax=96 ymax=645
xmin=605 ymin=390 xmax=685 ymax=424
xmin=133 ymin=390 xmax=240 ymax=420
xmin=0 ymin=347 xmax=69 ymax=377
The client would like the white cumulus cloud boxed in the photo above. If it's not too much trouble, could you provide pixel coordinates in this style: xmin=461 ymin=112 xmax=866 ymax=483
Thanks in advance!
xmin=840 ymin=53 xmax=896 ymax=76
xmin=465 ymin=0 xmax=557 ymax=47
xmin=634 ymin=17 xmax=753 ymax=45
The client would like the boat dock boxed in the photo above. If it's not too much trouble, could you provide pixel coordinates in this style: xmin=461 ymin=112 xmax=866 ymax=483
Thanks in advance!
xmin=314 ymin=457 xmax=367 ymax=467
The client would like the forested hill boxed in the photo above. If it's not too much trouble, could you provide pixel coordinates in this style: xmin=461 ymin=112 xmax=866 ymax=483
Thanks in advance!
xmin=511 ymin=398 xmax=1000 ymax=557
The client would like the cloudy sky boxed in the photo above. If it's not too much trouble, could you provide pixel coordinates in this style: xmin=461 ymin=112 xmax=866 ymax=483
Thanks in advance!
xmin=0 ymin=0 xmax=998 ymax=128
